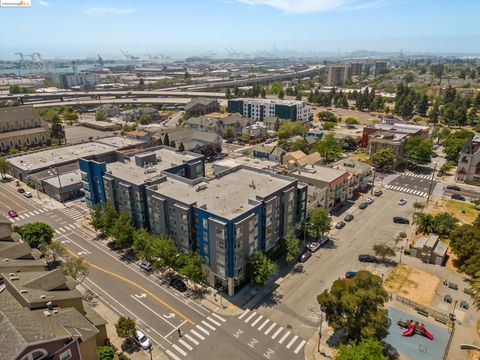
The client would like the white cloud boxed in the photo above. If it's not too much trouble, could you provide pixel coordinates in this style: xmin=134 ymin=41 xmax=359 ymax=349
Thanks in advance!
xmin=85 ymin=7 xmax=135 ymax=16
xmin=234 ymin=0 xmax=383 ymax=13
xmin=38 ymin=0 xmax=51 ymax=7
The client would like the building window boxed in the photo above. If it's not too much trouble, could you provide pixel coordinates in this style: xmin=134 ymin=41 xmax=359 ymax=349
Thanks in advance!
xmin=215 ymin=227 xmax=225 ymax=239
xmin=59 ymin=349 xmax=72 ymax=360
xmin=21 ymin=349 xmax=48 ymax=360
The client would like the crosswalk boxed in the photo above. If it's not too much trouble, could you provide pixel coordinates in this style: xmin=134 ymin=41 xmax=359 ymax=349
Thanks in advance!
xmin=57 ymin=206 xmax=86 ymax=221
xmin=165 ymin=312 xmax=226 ymax=360
xmin=384 ymin=184 xmax=428 ymax=197
xmin=404 ymin=172 xmax=435 ymax=180
xmin=4 ymin=208 xmax=50 ymax=222
xmin=238 ymin=309 xmax=306 ymax=356
xmin=54 ymin=223 xmax=83 ymax=235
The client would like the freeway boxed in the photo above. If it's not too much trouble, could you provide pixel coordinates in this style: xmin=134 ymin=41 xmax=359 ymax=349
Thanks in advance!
xmin=32 ymin=97 xmax=192 ymax=108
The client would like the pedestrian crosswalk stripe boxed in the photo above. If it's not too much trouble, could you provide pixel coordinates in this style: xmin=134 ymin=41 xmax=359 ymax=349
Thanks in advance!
xmin=172 ymin=344 xmax=187 ymax=356
xmin=287 ymin=335 xmax=298 ymax=349
xmin=244 ymin=312 xmax=257 ymax=323
xmin=278 ymin=331 xmax=290 ymax=344
xmin=238 ymin=309 xmax=250 ymax=320
xmin=264 ymin=323 xmax=276 ymax=335
xmin=190 ymin=329 xmax=205 ymax=340
xmin=178 ymin=339 xmax=193 ymax=351
xmin=23 ymin=213 xmax=30 ymax=218
xmin=8 ymin=217 xmax=14 ymax=223
xmin=251 ymin=314 xmax=263 ymax=327
xmin=384 ymin=184 xmax=427 ymax=197
xmin=258 ymin=319 xmax=270 ymax=331
xmin=28 ymin=212 xmax=34 ymax=216
xmin=271 ymin=327 xmax=283 ymax=340
xmin=201 ymin=320 xmax=216 ymax=331
xmin=195 ymin=324 xmax=210 ymax=335
xmin=294 ymin=340 xmax=306 ymax=354
xmin=184 ymin=333 xmax=199 ymax=346
xmin=166 ymin=350 xmax=182 ymax=360
xmin=206 ymin=316 xmax=221 ymax=327
xmin=211 ymin=313 xmax=226 ymax=322
xmin=55 ymin=230 xmax=61 ymax=235
xmin=33 ymin=210 xmax=39 ymax=215
xmin=59 ymin=228 xmax=66 ymax=233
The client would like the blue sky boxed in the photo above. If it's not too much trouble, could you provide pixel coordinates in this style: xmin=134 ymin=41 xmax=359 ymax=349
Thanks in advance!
xmin=0 ymin=0 xmax=479 ymax=59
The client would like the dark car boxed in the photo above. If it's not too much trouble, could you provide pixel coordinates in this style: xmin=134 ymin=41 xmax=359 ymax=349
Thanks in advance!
xmin=169 ymin=278 xmax=187 ymax=292
xmin=393 ymin=216 xmax=410 ymax=224
xmin=298 ymin=251 xmax=312 ymax=262
xmin=319 ymin=235 xmax=330 ymax=246
xmin=335 ymin=221 xmax=346 ymax=229
xmin=358 ymin=254 xmax=378 ymax=263
xmin=443 ymin=294 xmax=453 ymax=303
xmin=17 ymin=188 xmax=25 ymax=193
xmin=344 ymin=214 xmax=354 ymax=222
xmin=446 ymin=185 xmax=461 ymax=191
xmin=373 ymin=189 xmax=383 ymax=196
xmin=359 ymin=202 xmax=368 ymax=209
xmin=345 ymin=271 xmax=357 ymax=279
xmin=451 ymin=194 xmax=466 ymax=201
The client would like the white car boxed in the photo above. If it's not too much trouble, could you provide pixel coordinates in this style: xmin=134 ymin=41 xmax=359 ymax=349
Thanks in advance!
xmin=398 ymin=199 xmax=407 ymax=206
xmin=135 ymin=330 xmax=151 ymax=350
xmin=365 ymin=197 xmax=374 ymax=205
xmin=23 ymin=191 xmax=33 ymax=198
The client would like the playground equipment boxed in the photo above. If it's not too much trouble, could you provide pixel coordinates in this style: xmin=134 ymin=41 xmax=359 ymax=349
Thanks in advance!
xmin=398 ymin=320 xmax=434 ymax=340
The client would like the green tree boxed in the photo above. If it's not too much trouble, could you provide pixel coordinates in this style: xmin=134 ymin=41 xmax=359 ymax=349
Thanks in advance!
xmin=163 ymin=133 xmax=170 ymax=147
xmin=89 ymin=203 xmax=104 ymax=233
xmin=180 ymin=252 xmax=207 ymax=289
xmin=277 ymin=122 xmax=308 ymax=139
xmin=50 ymin=115 xmax=65 ymax=145
xmin=311 ymin=134 xmax=342 ymax=164
xmin=178 ymin=141 xmax=185 ymax=152
xmin=317 ymin=111 xmax=337 ymax=122
xmin=97 ymin=345 xmax=116 ymax=360
xmin=429 ymin=100 xmax=440 ymax=123
xmin=470 ymin=276 xmax=480 ymax=310
xmin=63 ymin=256 xmax=89 ymax=283
xmin=14 ymin=222 xmax=54 ymax=249
xmin=344 ymin=117 xmax=359 ymax=125
xmin=222 ymin=127 xmax=235 ymax=140
xmin=133 ymin=229 xmax=160 ymax=261
xmin=335 ymin=339 xmax=387 ymax=360
xmin=370 ymin=148 xmax=395 ymax=169
xmin=372 ymin=243 xmax=396 ymax=262
xmin=416 ymin=94 xmax=429 ymax=117
xmin=110 ymin=210 xmax=135 ymax=249
xmin=0 ymin=156 xmax=10 ymax=179
xmin=157 ymin=235 xmax=178 ymax=272
xmin=95 ymin=111 xmax=108 ymax=122
xmin=115 ymin=316 xmax=136 ymax=345
xmin=449 ymin=222 xmax=480 ymax=276
xmin=283 ymin=230 xmax=301 ymax=263
xmin=170 ymin=140 xmax=176 ymax=148
xmin=321 ymin=121 xmax=336 ymax=130
xmin=278 ymin=89 xmax=285 ymax=99
xmin=405 ymin=136 xmax=434 ymax=165
xmin=443 ymin=130 xmax=475 ymax=161
xmin=40 ymin=241 xmax=67 ymax=265
xmin=433 ymin=212 xmax=458 ymax=238
xmin=100 ymin=202 xmax=118 ymax=237
xmin=317 ymin=271 xmax=390 ymax=343
xmin=307 ymin=207 xmax=331 ymax=240
xmin=248 ymin=250 xmax=277 ymax=286
xmin=414 ymin=213 xmax=435 ymax=234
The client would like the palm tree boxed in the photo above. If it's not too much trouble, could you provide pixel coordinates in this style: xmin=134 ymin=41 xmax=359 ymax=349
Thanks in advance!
xmin=470 ymin=277 xmax=480 ymax=310
xmin=414 ymin=213 xmax=435 ymax=234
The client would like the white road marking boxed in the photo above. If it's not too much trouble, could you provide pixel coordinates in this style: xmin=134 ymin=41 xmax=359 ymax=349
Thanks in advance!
xmin=165 ymin=350 xmax=182 ymax=360
xmin=178 ymin=339 xmax=193 ymax=351
xmin=195 ymin=325 xmax=210 ymax=336
xmin=264 ymin=323 xmax=276 ymax=335
xmin=172 ymin=344 xmax=187 ymax=356
xmin=257 ymin=319 xmax=270 ymax=331
xmin=211 ymin=312 xmax=226 ymax=322
xmin=251 ymin=314 xmax=263 ymax=327
xmin=190 ymin=329 xmax=205 ymax=340
xmin=184 ymin=333 xmax=199 ymax=345
xmin=238 ymin=309 xmax=250 ymax=320
xmin=278 ymin=330 xmax=290 ymax=344
xmin=244 ymin=311 xmax=257 ymax=323
xmin=201 ymin=320 xmax=216 ymax=331
xmin=33 ymin=210 xmax=39 ymax=215
xmin=206 ymin=316 xmax=221 ymax=327
xmin=28 ymin=212 xmax=34 ymax=216
xmin=271 ymin=327 xmax=283 ymax=340
xmin=59 ymin=227 xmax=66 ymax=233
xmin=129 ymin=295 xmax=177 ymax=328
xmin=294 ymin=340 xmax=306 ymax=354
xmin=55 ymin=229 xmax=61 ymax=234
xmin=286 ymin=335 xmax=298 ymax=349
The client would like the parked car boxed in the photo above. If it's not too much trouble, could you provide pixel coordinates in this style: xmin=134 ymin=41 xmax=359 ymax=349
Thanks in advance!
xmin=298 ymin=251 xmax=312 ymax=262
xmin=139 ymin=260 xmax=153 ymax=272
xmin=344 ymin=214 xmax=354 ymax=222
xmin=451 ymin=194 xmax=466 ymax=201
xmin=398 ymin=199 xmax=407 ymax=205
xmin=358 ymin=254 xmax=378 ymax=263
xmin=319 ymin=235 xmax=330 ymax=246
xmin=23 ymin=192 xmax=32 ymax=198
xmin=460 ymin=300 xmax=469 ymax=309
xmin=446 ymin=185 xmax=461 ymax=191
xmin=365 ymin=197 xmax=374 ymax=205
xmin=359 ymin=202 xmax=368 ymax=209
xmin=345 ymin=271 xmax=357 ymax=279
xmin=306 ymin=242 xmax=321 ymax=252
xmin=8 ymin=210 xmax=17 ymax=218
xmin=443 ymin=294 xmax=453 ymax=303
xmin=17 ymin=188 xmax=25 ymax=194
xmin=393 ymin=216 xmax=410 ymax=224
xmin=134 ymin=330 xmax=151 ymax=350
xmin=169 ymin=278 xmax=187 ymax=292
xmin=335 ymin=221 xmax=346 ymax=229
xmin=448 ymin=282 xmax=459 ymax=290
xmin=373 ymin=189 xmax=383 ymax=196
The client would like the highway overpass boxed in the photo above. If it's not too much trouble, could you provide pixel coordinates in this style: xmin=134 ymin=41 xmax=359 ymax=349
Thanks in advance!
xmin=32 ymin=97 xmax=192 ymax=109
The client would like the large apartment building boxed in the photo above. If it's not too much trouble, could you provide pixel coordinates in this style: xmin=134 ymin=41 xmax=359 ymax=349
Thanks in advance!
xmin=228 ymin=98 xmax=310 ymax=122
xmin=327 ymin=65 xmax=351 ymax=86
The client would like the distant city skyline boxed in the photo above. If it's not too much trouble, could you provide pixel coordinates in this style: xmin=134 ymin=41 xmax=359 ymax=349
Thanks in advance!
xmin=1 ymin=0 xmax=480 ymax=59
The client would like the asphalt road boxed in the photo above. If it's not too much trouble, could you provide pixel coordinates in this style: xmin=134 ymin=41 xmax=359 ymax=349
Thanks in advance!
xmin=384 ymin=172 xmax=437 ymax=198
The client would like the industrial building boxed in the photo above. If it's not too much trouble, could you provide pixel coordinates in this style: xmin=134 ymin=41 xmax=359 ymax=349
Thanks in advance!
xmin=50 ymin=72 xmax=100 ymax=89
xmin=228 ymin=98 xmax=310 ymax=122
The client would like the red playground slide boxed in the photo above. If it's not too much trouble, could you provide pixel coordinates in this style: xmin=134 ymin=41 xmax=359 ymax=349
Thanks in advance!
xmin=420 ymin=325 xmax=434 ymax=340
xmin=402 ymin=325 xmax=415 ymax=337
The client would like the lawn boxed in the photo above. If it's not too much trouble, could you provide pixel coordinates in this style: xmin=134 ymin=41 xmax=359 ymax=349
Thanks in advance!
xmin=384 ymin=264 xmax=441 ymax=306
xmin=443 ymin=199 xmax=479 ymax=224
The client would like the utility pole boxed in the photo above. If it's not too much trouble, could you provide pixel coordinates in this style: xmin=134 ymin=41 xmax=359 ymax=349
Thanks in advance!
xmin=426 ymin=162 xmax=438 ymax=205
xmin=370 ymin=168 xmax=377 ymax=195
xmin=317 ymin=310 xmax=323 ymax=353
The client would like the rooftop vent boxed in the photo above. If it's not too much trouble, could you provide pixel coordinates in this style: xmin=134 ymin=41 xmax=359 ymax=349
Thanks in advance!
xmin=43 ymin=310 xmax=52 ymax=317
xmin=40 ymin=295 xmax=47 ymax=299
xmin=20 ymin=289 xmax=28 ymax=294
xmin=195 ymin=182 xmax=208 ymax=192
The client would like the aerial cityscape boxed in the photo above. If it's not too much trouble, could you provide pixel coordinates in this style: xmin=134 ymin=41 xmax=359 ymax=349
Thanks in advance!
xmin=1 ymin=1 xmax=480 ymax=360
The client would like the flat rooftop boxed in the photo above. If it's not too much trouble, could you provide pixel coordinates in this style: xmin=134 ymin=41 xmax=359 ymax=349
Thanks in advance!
xmin=106 ymin=148 xmax=199 ymax=185
xmin=42 ymin=169 xmax=82 ymax=189
xmin=8 ymin=142 xmax=117 ymax=172
xmin=214 ymin=156 xmax=278 ymax=172
xmin=152 ymin=166 xmax=294 ymax=219
xmin=236 ymin=98 xmax=304 ymax=106
xmin=95 ymin=136 xmax=145 ymax=148
xmin=290 ymin=165 xmax=349 ymax=183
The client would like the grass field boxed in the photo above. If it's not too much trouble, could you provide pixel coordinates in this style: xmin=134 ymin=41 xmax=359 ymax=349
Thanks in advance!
xmin=443 ymin=199 xmax=479 ymax=224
